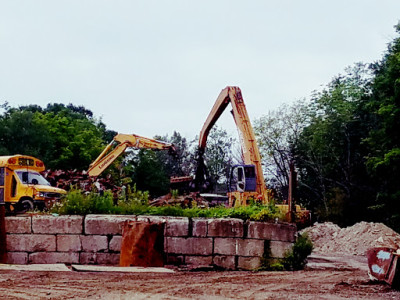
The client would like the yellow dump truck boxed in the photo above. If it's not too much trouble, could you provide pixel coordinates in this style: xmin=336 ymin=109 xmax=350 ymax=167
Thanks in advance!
xmin=0 ymin=155 xmax=66 ymax=212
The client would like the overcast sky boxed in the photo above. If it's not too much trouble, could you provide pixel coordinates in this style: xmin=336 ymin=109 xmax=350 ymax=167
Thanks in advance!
xmin=1 ymin=1 xmax=399 ymax=141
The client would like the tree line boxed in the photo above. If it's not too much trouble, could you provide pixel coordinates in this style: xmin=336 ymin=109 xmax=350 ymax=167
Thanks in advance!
xmin=0 ymin=23 xmax=399 ymax=230
xmin=254 ymin=23 xmax=400 ymax=230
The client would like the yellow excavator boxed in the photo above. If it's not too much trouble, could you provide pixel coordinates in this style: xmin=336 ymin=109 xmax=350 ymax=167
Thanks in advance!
xmin=194 ymin=86 xmax=309 ymax=222
xmin=88 ymin=133 xmax=176 ymax=177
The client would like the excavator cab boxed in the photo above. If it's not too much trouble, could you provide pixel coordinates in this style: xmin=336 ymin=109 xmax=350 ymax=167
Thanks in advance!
xmin=228 ymin=165 xmax=257 ymax=193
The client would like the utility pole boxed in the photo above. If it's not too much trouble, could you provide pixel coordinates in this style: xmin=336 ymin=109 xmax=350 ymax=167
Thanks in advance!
xmin=287 ymin=160 xmax=297 ymax=223
xmin=0 ymin=167 xmax=6 ymax=263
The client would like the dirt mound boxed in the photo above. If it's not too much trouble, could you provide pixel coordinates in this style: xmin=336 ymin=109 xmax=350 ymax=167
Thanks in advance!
xmin=301 ymin=221 xmax=400 ymax=255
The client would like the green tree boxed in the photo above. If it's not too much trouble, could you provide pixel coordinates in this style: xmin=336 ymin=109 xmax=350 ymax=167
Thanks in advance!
xmin=0 ymin=103 xmax=111 ymax=170
xmin=294 ymin=63 xmax=374 ymax=225
xmin=365 ymin=23 xmax=400 ymax=229
xmin=253 ymin=100 xmax=309 ymax=200
xmin=130 ymin=149 xmax=170 ymax=197
xmin=155 ymin=131 xmax=194 ymax=177
xmin=202 ymin=126 xmax=236 ymax=192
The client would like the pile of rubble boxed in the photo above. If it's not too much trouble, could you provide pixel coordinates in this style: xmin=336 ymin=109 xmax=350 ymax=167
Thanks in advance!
xmin=150 ymin=192 xmax=209 ymax=208
xmin=302 ymin=221 xmax=400 ymax=256
xmin=43 ymin=169 xmax=119 ymax=194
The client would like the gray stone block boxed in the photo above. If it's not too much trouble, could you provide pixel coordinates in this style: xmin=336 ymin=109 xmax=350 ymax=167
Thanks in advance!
xmin=185 ymin=256 xmax=213 ymax=266
xmin=80 ymin=252 xmax=96 ymax=265
xmin=5 ymin=216 xmax=31 ymax=234
xmin=96 ymin=253 xmax=120 ymax=265
xmin=7 ymin=234 xmax=56 ymax=252
xmin=165 ymin=217 xmax=189 ymax=237
xmin=84 ymin=215 xmax=136 ymax=235
xmin=6 ymin=252 xmax=28 ymax=264
xmin=213 ymin=255 xmax=236 ymax=270
xmin=32 ymin=215 xmax=83 ymax=234
xmin=207 ymin=218 xmax=244 ymax=237
xmin=80 ymin=252 xmax=120 ymax=265
xmin=165 ymin=254 xmax=184 ymax=265
xmin=29 ymin=252 xmax=79 ymax=264
xmin=81 ymin=235 xmax=108 ymax=252
xmin=214 ymin=238 xmax=238 ymax=255
xmin=109 ymin=236 xmax=122 ymax=252
xmin=269 ymin=241 xmax=293 ymax=258
xmin=57 ymin=235 xmax=82 ymax=252
xmin=136 ymin=215 xmax=166 ymax=224
xmin=192 ymin=218 xmax=208 ymax=237
xmin=247 ymin=222 xmax=296 ymax=242
xmin=237 ymin=256 xmax=262 ymax=270
xmin=165 ymin=237 xmax=212 ymax=255
xmin=237 ymin=239 xmax=265 ymax=257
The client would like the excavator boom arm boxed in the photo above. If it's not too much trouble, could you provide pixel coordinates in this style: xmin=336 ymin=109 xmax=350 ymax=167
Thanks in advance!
xmin=197 ymin=86 xmax=267 ymax=198
xmin=88 ymin=133 xmax=175 ymax=177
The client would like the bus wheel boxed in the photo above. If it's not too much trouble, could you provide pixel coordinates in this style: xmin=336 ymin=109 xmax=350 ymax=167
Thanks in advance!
xmin=19 ymin=199 xmax=34 ymax=213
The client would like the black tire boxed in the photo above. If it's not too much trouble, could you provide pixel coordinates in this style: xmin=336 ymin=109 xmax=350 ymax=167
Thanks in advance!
xmin=18 ymin=199 xmax=34 ymax=213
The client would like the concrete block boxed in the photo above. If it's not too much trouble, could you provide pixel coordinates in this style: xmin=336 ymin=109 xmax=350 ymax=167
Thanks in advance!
xmin=237 ymin=239 xmax=265 ymax=257
xmin=81 ymin=235 xmax=108 ymax=252
xmin=7 ymin=234 xmax=56 ymax=252
xmin=238 ymin=256 xmax=262 ymax=270
xmin=85 ymin=215 xmax=136 ymax=235
xmin=57 ymin=235 xmax=82 ymax=252
xmin=165 ymin=254 xmax=184 ymax=265
xmin=165 ymin=217 xmax=189 ymax=237
xmin=213 ymin=255 xmax=236 ymax=270
xmin=214 ymin=238 xmax=264 ymax=257
xmin=207 ymin=218 xmax=243 ymax=237
xmin=29 ymin=252 xmax=79 ymax=264
xmin=136 ymin=215 xmax=166 ymax=224
xmin=185 ymin=256 xmax=213 ymax=266
xmin=109 ymin=236 xmax=122 ymax=252
xmin=214 ymin=238 xmax=238 ymax=255
xmin=247 ymin=222 xmax=296 ymax=242
xmin=269 ymin=241 xmax=293 ymax=258
xmin=80 ymin=252 xmax=96 ymax=265
xmin=32 ymin=215 xmax=83 ymax=234
xmin=192 ymin=218 xmax=207 ymax=237
xmin=165 ymin=237 xmax=212 ymax=255
xmin=6 ymin=252 xmax=28 ymax=264
xmin=96 ymin=253 xmax=120 ymax=265
xmin=79 ymin=252 xmax=120 ymax=265
xmin=5 ymin=216 xmax=31 ymax=233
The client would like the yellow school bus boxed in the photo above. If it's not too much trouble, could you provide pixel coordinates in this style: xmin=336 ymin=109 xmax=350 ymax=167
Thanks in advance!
xmin=0 ymin=155 xmax=66 ymax=212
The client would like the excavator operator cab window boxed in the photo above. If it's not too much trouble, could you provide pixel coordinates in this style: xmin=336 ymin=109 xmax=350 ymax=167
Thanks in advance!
xmin=229 ymin=165 xmax=257 ymax=193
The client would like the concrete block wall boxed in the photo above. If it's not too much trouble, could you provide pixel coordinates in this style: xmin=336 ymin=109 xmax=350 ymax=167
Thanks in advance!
xmin=4 ymin=215 xmax=296 ymax=270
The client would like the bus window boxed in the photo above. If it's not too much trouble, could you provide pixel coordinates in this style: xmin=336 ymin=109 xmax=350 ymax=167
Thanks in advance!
xmin=11 ymin=176 xmax=17 ymax=198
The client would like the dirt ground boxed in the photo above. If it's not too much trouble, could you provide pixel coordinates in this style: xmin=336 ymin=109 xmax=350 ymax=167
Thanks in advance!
xmin=1 ymin=255 xmax=400 ymax=300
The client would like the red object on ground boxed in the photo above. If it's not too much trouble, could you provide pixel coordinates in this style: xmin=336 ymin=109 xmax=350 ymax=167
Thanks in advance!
xmin=119 ymin=221 xmax=165 ymax=267
xmin=367 ymin=247 xmax=400 ymax=287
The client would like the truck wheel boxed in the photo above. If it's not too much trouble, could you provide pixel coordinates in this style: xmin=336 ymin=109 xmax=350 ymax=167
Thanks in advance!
xmin=19 ymin=199 xmax=34 ymax=213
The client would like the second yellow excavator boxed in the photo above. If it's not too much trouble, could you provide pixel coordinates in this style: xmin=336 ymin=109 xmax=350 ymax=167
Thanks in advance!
xmin=88 ymin=133 xmax=175 ymax=177
xmin=194 ymin=86 xmax=309 ymax=222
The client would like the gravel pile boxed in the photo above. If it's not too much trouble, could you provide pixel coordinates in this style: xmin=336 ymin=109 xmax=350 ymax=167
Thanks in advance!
xmin=301 ymin=221 xmax=400 ymax=255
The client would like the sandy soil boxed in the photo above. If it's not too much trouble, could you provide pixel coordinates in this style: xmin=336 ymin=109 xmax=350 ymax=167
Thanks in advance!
xmin=1 ymin=258 xmax=400 ymax=300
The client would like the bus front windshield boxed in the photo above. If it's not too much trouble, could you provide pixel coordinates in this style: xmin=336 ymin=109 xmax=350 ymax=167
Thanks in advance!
xmin=16 ymin=171 xmax=50 ymax=186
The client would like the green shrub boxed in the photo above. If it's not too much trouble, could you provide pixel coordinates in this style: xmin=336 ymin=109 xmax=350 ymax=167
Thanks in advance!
xmin=258 ymin=233 xmax=313 ymax=271
xmin=282 ymin=233 xmax=313 ymax=270
xmin=52 ymin=188 xmax=280 ymax=222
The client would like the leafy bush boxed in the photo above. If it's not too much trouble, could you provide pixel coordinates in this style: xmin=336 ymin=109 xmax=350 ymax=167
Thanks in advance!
xmin=259 ymin=233 xmax=313 ymax=271
xmin=282 ymin=233 xmax=313 ymax=270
